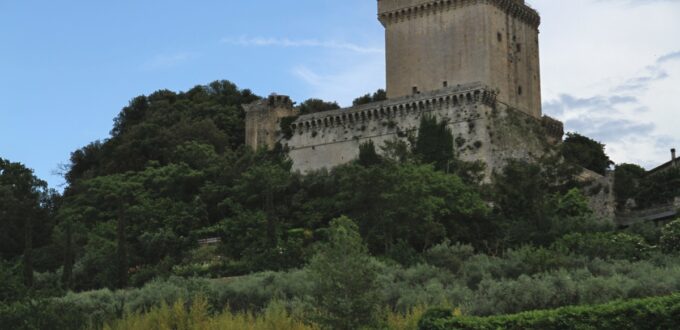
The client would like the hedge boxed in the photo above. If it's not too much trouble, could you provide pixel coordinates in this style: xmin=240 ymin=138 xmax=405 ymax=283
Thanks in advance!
xmin=419 ymin=294 xmax=680 ymax=330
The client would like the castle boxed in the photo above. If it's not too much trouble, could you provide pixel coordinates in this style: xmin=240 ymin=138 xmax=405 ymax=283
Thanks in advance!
xmin=245 ymin=0 xmax=563 ymax=179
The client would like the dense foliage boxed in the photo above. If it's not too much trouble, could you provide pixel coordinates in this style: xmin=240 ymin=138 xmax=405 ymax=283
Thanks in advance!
xmin=418 ymin=293 xmax=680 ymax=330
xmin=353 ymin=89 xmax=387 ymax=106
xmin=613 ymin=163 xmax=646 ymax=208
xmin=298 ymin=98 xmax=340 ymax=115
xmin=2 ymin=80 xmax=680 ymax=329
xmin=614 ymin=164 xmax=680 ymax=209
xmin=0 ymin=158 xmax=57 ymax=288
xmin=561 ymin=132 xmax=613 ymax=175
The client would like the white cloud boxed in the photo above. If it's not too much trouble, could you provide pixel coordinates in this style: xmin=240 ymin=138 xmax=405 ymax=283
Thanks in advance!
xmin=533 ymin=0 xmax=680 ymax=168
xmin=223 ymin=36 xmax=383 ymax=54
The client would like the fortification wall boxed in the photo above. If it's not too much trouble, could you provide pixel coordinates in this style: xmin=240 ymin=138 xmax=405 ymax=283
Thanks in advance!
xmin=280 ymin=83 xmax=556 ymax=178
xmin=244 ymin=95 xmax=296 ymax=150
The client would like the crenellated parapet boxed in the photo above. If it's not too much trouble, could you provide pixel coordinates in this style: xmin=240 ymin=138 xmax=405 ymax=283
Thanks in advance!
xmin=290 ymin=83 xmax=497 ymax=132
xmin=378 ymin=0 xmax=540 ymax=29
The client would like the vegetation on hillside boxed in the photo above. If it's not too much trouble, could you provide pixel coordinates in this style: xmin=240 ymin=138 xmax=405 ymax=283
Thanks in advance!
xmin=1 ymin=80 xmax=679 ymax=329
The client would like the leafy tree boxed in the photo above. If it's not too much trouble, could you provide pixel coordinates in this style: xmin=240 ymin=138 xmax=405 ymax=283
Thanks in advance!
xmin=358 ymin=140 xmax=382 ymax=167
xmin=492 ymin=158 xmax=596 ymax=247
xmin=65 ymin=80 xmax=259 ymax=184
xmin=352 ymin=89 xmax=387 ymax=106
xmin=614 ymin=163 xmax=646 ymax=209
xmin=0 ymin=261 xmax=26 ymax=302
xmin=561 ymin=132 xmax=613 ymax=175
xmin=637 ymin=168 xmax=680 ymax=208
xmin=413 ymin=116 xmax=455 ymax=172
xmin=308 ymin=216 xmax=381 ymax=329
xmin=298 ymin=99 xmax=340 ymax=115
xmin=555 ymin=188 xmax=593 ymax=218
xmin=228 ymin=160 xmax=293 ymax=269
xmin=0 ymin=158 xmax=53 ymax=287
xmin=331 ymin=163 xmax=489 ymax=252
xmin=660 ymin=219 xmax=680 ymax=254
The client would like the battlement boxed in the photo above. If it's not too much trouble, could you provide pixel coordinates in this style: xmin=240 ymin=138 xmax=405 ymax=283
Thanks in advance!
xmin=378 ymin=0 xmax=540 ymax=29
xmin=290 ymin=83 xmax=497 ymax=132
xmin=266 ymin=94 xmax=294 ymax=109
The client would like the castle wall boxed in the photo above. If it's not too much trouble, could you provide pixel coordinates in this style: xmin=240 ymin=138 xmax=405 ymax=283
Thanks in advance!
xmin=282 ymin=84 xmax=554 ymax=178
xmin=378 ymin=0 xmax=541 ymax=118
xmin=244 ymin=95 xmax=296 ymax=150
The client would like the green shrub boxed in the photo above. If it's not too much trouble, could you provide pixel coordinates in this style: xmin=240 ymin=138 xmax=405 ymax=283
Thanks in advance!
xmin=0 ymin=299 xmax=87 ymax=330
xmin=626 ymin=221 xmax=662 ymax=245
xmin=660 ymin=219 xmax=680 ymax=253
xmin=424 ymin=241 xmax=474 ymax=274
xmin=553 ymin=232 xmax=650 ymax=261
xmin=419 ymin=293 xmax=680 ymax=330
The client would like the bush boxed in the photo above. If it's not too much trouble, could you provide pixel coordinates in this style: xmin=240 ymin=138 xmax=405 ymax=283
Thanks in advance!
xmin=0 ymin=299 xmax=87 ymax=330
xmin=660 ymin=219 xmax=680 ymax=253
xmin=104 ymin=298 xmax=313 ymax=330
xmin=418 ymin=293 xmax=680 ymax=330
xmin=424 ymin=241 xmax=474 ymax=274
xmin=553 ymin=232 xmax=650 ymax=261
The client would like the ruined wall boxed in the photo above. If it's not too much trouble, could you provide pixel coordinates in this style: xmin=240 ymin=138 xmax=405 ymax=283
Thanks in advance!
xmin=243 ymin=95 xmax=296 ymax=150
xmin=278 ymin=83 xmax=555 ymax=178
xmin=378 ymin=0 xmax=541 ymax=118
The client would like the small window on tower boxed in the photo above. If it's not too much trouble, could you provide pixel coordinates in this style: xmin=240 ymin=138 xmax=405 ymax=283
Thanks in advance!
xmin=516 ymin=44 xmax=521 ymax=52
xmin=412 ymin=86 xmax=419 ymax=94
xmin=518 ymin=86 xmax=523 ymax=95
xmin=443 ymin=81 xmax=448 ymax=88
xmin=497 ymin=32 xmax=502 ymax=42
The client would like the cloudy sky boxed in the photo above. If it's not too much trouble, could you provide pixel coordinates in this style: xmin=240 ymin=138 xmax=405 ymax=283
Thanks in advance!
xmin=1 ymin=0 xmax=679 ymax=188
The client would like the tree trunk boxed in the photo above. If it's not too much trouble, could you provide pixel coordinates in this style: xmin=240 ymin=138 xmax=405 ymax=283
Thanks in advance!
xmin=61 ymin=220 xmax=74 ymax=289
xmin=116 ymin=209 xmax=128 ymax=289
xmin=23 ymin=215 xmax=33 ymax=287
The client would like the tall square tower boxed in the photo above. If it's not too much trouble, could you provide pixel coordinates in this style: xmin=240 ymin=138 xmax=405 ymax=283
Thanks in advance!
xmin=378 ymin=0 xmax=542 ymax=118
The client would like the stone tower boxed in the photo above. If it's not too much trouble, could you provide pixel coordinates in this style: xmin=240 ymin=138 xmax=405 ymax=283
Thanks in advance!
xmin=378 ymin=0 xmax=542 ymax=118
xmin=244 ymin=0 xmax=562 ymax=180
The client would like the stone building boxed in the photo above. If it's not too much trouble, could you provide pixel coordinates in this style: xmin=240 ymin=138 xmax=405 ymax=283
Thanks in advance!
xmin=647 ymin=148 xmax=678 ymax=177
xmin=245 ymin=0 xmax=563 ymax=178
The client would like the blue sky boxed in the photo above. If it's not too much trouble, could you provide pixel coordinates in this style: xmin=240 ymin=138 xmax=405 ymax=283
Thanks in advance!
xmin=1 ymin=0 xmax=679 ymax=189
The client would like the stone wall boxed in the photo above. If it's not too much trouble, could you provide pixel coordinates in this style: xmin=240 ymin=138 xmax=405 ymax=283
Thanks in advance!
xmin=378 ymin=0 xmax=542 ymax=118
xmin=244 ymin=94 xmax=296 ymax=150
xmin=275 ymin=83 xmax=555 ymax=179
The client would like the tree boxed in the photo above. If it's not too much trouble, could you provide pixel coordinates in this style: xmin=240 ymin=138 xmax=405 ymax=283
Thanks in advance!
xmin=352 ymin=89 xmax=387 ymax=106
xmin=413 ymin=116 xmax=455 ymax=172
xmin=661 ymin=219 xmax=680 ymax=254
xmin=614 ymin=163 xmax=646 ymax=209
xmin=358 ymin=140 xmax=382 ymax=167
xmin=0 ymin=158 xmax=52 ymax=287
xmin=298 ymin=99 xmax=340 ymax=115
xmin=637 ymin=168 xmax=680 ymax=208
xmin=561 ymin=132 xmax=613 ymax=175
xmin=492 ymin=158 xmax=596 ymax=247
xmin=332 ymin=162 xmax=489 ymax=252
xmin=308 ymin=216 xmax=381 ymax=329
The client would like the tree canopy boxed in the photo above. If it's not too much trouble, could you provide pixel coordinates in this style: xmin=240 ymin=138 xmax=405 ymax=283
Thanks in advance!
xmin=561 ymin=132 xmax=613 ymax=175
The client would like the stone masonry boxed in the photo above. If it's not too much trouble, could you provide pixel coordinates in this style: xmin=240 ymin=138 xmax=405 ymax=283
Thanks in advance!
xmin=244 ymin=0 xmax=562 ymax=178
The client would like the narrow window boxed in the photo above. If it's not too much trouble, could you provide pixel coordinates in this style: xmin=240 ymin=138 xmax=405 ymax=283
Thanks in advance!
xmin=443 ymin=81 xmax=448 ymax=88
xmin=497 ymin=32 xmax=502 ymax=42
xmin=516 ymin=43 xmax=521 ymax=52
xmin=518 ymin=86 xmax=523 ymax=95
xmin=412 ymin=86 xmax=419 ymax=94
